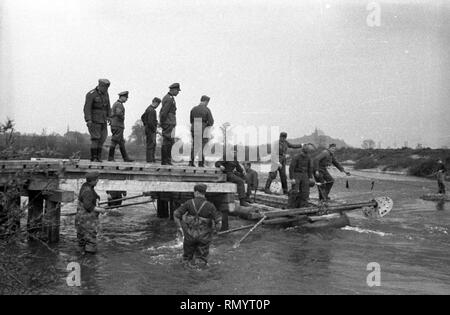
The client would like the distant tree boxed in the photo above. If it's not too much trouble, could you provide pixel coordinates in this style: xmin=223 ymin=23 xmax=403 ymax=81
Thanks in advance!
xmin=361 ymin=139 xmax=376 ymax=150
xmin=0 ymin=118 xmax=15 ymax=147
xmin=129 ymin=120 xmax=145 ymax=145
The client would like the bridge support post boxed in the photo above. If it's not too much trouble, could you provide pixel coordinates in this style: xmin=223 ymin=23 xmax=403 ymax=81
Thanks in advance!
xmin=43 ymin=200 xmax=61 ymax=243
xmin=157 ymin=199 xmax=169 ymax=218
xmin=42 ymin=190 xmax=74 ymax=243
xmin=27 ymin=190 xmax=44 ymax=240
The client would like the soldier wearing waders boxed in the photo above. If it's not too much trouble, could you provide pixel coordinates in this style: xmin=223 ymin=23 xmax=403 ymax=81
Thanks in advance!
xmin=288 ymin=143 xmax=315 ymax=208
xmin=174 ymin=184 xmax=222 ymax=266
xmin=75 ymin=171 xmax=105 ymax=254
xmin=313 ymin=143 xmax=351 ymax=201
xmin=84 ymin=79 xmax=111 ymax=162
xmin=108 ymin=91 xmax=134 ymax=162
xmin=141 ymin=97 xmax=161 ymax=163
xmin=436 ymin=160 xmax=447 ymax=194
xmin=264 ymin=132 xmax=303 ymax=195
xmin=160 ymin=83 xmax=180 ymax=165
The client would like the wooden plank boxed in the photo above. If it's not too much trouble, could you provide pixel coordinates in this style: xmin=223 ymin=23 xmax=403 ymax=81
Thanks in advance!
xmin=59 ymin=179 xmax=237 ymax=193
xmin=27 ymin=179 xmax=60 ymax=191
xmin=62 ymin=169 xmax=226 ymax=180
xmin=42 ymin=190 xmax=75 ymax=203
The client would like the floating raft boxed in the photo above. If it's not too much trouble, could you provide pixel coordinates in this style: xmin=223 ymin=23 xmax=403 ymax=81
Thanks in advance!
xmin=421 ymin=193 xmax=450 ymax=202
xmin=232 ymin=196 xmax=393 ymax=230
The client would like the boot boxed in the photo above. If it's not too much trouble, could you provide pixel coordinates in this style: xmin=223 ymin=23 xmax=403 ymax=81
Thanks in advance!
xmin=108 ymin=146 xmax=116 ymax=161
xmin=240 ymin=199 xmax=250 ymax=207
xmin=188 ymin=161 xmax=195 ymax=167
xmin=120 ymin=144 xmax=134 ymax=162
xmin=96 ymin=148 xmax=103 ymax=162
xmin=90 ymin=148 xmax=97 ymax=162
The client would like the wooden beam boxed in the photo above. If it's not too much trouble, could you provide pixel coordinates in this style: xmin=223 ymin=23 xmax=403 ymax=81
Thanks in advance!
xmin=42 ymin=190 xmax=75 ymax=203
xmin=59 ymin=179 xmax=237 ymax=193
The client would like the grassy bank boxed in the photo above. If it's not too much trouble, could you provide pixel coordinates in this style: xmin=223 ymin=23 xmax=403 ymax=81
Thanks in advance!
xmin=334 ymin=147 xmax=450 ymax=178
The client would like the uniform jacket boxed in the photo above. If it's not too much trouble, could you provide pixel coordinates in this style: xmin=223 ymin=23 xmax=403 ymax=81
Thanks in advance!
xmin=84 ymin=87 xmax=111 ymax=124
xmin=110 ymin=100 xmax=125 ymax=128
xmin=77 ymin=182 xmax=100 ymax=213
xmin=245 ymin=168 xmax=259 ymax=188
xmin=142 ymin=106 xmax=158 ymax=132
xmin=289 ymin=150 xmax=313 ymax=179
xmin=215 ymin=160 xmax=244 ymax=174
xmin=313 ymin=149 xmax=344 ymax=172
xmin=190 ymin=104 xmax=214 ymax=133
xmin=159 ymin=93 xmax=177 ymax=127
xmin=278 ymin=139 xmax=302 ymax=158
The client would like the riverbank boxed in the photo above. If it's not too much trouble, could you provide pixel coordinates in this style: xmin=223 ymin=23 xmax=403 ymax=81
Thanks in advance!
xmin=334 ymin=147 xmax=450 ymax=179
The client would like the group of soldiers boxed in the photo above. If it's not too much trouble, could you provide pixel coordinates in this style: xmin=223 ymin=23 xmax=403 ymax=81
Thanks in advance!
xmin=84 ymin=79 xmax=213 ymax=166
xmin=79 ymin=78 xmax=352 ymax=263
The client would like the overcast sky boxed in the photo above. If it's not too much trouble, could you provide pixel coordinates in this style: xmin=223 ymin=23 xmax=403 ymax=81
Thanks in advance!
xmin=0 ymin=0 xmax=449 ymax=148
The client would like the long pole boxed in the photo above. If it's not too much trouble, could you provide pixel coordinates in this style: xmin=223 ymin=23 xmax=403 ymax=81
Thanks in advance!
xmin=103 ymin=199 xmax=155 ymax=210
xmin=233 ymin=215 xmax=267 ymax=248
xmin=98 ymin=193 xmax=149 ymax=205
xmin=254 ymin=200 xmax=378 ymax=219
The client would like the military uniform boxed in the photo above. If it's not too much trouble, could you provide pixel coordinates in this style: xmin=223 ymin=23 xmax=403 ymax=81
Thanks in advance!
xmin=75 ymin=178 xmax=100 ymax=253
xmin=84 ymin=79 xmax=111 ymax=162
xmin=288 ymin=149 xmax=313 ymax=208
xmin=174 ymin=196 xmax=222 ymax=264
xmin=160 ymin=83 xmax=180 ymax=165
xmin=437 ymin=164 xmax=447 ymax=194
xmin=265 ymin=135 xmax=302 ymax=194
xmin=313 ymin=149 xmax=345 ymax=201
xmin=190 ymin=98 xmax=214 ymax=167
xmin=215 ymin=159 xmax=247 ymax=202
xmin=245 ymin=168 xmax=259 ymax=199
xmin=108 ymin=91 xmax=132 ymax=162
xmin=141 ymin=105 xmax=158 ymax=162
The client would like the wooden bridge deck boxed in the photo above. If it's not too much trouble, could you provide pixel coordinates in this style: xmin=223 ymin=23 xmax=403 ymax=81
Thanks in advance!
xmin=0 ymin=158 xmax=237 ymax=242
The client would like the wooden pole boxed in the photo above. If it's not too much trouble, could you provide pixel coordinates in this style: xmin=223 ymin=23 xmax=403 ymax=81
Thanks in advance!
xmin=233 ymin=216 xmax=267 ymax=248
xmin=217 ymin=223 xmax=255 ymax=235
xmin=99 ymin=193 xmax=145 ymax=206
xmin=103 ymin=199 xmax=155 ymax=210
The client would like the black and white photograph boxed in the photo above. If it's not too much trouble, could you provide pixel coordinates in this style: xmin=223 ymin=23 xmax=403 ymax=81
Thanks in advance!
xmin=0 ymin=0 xmax=449 ymax=299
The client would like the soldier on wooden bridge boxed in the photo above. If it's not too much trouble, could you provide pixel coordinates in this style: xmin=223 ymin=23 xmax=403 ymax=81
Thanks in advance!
xmin=84 ymin=79 xmax=111 ymax=162
xmin=141 ymin=97 xmax=162 ymax=163
xmin=189 ymin=95 xmax=214 ymax=167
xmin=108 ymin=91 xmax=134 ymax=162
xmin=215 ymin=153 xmax=250 ymax=207
xmin=160 ymin=83 xmax=181 ymax=165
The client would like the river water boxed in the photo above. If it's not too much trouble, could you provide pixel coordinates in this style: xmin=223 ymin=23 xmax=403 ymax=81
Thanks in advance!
xmin=2 ymin=168 xmax=449 ymax=294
